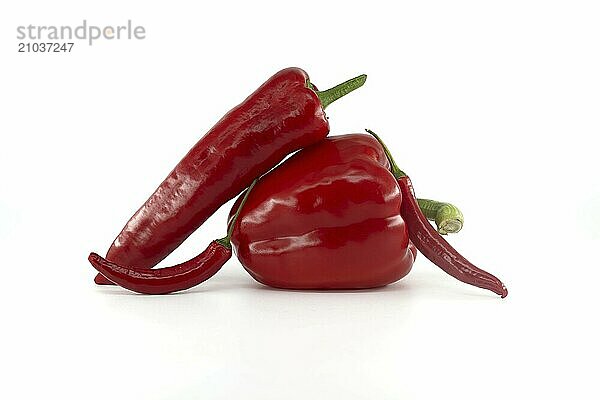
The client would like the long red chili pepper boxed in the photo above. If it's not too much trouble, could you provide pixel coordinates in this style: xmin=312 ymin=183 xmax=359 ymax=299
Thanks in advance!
xmin=88 ymin=180 xmax=257 ymax=294
xmin=367 ymin=130 xmax=508 ymax=298
xmin=95 ymin=68 xmax=366 ymax=285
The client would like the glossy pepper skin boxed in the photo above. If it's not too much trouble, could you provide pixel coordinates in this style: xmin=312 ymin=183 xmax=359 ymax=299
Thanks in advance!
xmin=229 ymin=134 xmax=416 ymax=289
xmin=87 ymin=180 xmax=258 ymax=294
xmin=96 ymin=68 xmax=366 ymax=285
xmin=89 ymin=242 xmax=230 ymax=295
xmin=398 ymin=176 xmax=507 ymax=297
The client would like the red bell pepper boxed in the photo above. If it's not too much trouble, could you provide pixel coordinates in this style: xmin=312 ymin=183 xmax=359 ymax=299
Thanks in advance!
xmin=229 ymin=133 xmax=413 ymax=288
xmin=95 ymin=68 xmax=366 ymax=285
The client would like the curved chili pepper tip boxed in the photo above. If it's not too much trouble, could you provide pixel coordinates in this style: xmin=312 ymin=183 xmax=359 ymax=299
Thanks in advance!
xmin=87 ymin=241 xmax=231 ymax=295
xmin=89 ymin=253 xmax=100 ymax=262
xmin=399 ymin=176 xmax=509 ymax=299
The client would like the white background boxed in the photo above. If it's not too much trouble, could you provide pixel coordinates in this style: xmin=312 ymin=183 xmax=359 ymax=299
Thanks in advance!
xmin=1 ymin=1 xmax=599 ymax=399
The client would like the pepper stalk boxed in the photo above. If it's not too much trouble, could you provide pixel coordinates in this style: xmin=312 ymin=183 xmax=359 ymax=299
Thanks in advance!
xmin=365 ymin=129 xmax=464 ymax=235
xmin=307 ymin=74 xmax=367 ymax=109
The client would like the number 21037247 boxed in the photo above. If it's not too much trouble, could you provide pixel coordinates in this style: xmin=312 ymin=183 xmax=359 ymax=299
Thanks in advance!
xmin=18 ymin=42 xmax=74 ymax=53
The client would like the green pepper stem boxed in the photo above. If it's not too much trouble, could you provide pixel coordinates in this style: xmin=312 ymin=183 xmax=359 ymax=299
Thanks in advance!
xmin=216 ymin=179 xmax=258 ymax=249
xmin=366 ymin=129 xmax=463 ymax=234
xmin=313 ymin=74 xmax=367 ymax=109
xmin=417 ymin=198 xmax=464 ymax=235
xmin=365 ymin=129 xmax=407 ymax=179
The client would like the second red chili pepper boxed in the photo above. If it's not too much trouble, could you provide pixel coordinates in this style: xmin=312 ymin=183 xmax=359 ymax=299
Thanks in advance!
xmin=366 ymin=130 xmax=507 ymax=297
